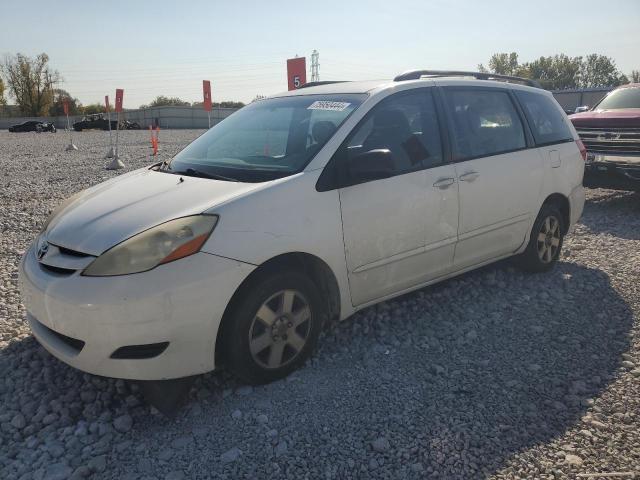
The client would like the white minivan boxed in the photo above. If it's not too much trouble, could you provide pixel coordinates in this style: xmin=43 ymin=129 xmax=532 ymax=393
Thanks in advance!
xmin=19 ymin=70 xmax=586 ymax=385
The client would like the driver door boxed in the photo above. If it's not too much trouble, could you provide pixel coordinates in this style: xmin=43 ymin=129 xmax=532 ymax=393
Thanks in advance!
xmin=336 ymin=89 xmax=459 ymax=306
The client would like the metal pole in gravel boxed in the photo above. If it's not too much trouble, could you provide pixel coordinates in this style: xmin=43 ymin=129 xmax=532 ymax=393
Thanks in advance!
xmin=63 ymin=98 xmax=77 ymax=151
xmin=105 ymin=95 xmax=115 ymax=159
xmin=106 ymin=89 xmax=125 ymax=170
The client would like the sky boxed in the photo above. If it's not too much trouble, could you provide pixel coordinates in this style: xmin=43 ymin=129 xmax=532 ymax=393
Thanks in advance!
xmin=1 ymin=0 xmax=639 ymax=108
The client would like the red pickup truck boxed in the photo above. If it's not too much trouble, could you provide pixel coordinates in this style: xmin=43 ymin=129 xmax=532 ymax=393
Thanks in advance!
xmin=569 ymin=83 xmax=640 ymax=191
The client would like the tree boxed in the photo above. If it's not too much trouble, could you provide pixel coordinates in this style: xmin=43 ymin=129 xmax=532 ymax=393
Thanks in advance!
xmin=578 ymin=54 xmax=626 ymax=88
xmin=525 ymin=54 xmax=582 ymax=90
xmin=487 ymin=52 xmax=520 ymax=76
xmin=82 ymin=103 xmax=112 ymax=115
xmin=630 ymin=70 xmax=640 ymax=83
xmin=0 ymin=77 xmax=5 ymax=106
xmin=140 ymin=95 xmax=190 ymax=109
xmin=214 ymin=100 xmax=245 ymax=108
xmin=192 ymin=100 xmax=245 ymax=108
xmin=1 ymin=53 xmax=59 ymax=116
xmin=49 ymin=89 xmax=82 ymax=116
xmin=480 ymin=52 xmax=628 ymax=90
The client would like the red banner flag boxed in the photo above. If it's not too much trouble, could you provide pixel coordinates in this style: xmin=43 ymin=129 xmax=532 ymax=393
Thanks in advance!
xmin=105 ymin=95 xmax=110 ymax=111
xmin=63 ymin=98 xmax=69 ymax=116
xmin=203 ymin=80 xmax=212 ymax=112
xmin=287 ymin=57 xmax=306 ymax=91
xmin=115 ymin=89 xmax=124 ymax=113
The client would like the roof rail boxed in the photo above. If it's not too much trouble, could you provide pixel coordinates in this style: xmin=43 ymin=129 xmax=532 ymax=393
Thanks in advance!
xmin=298 ymin=81 xmax=349 ymax=89
xmin=393 ymin=70 xmax=542 ymax=88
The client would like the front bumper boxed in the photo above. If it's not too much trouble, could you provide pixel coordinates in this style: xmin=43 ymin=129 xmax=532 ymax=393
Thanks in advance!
xmin=583 ymin=154 xmax=640 ymax=191
xmin=19 ymin=245 xmax=255 ymax=380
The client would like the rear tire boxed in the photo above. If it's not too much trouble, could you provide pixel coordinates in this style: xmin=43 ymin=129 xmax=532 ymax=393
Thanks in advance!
xmin=221 ymin=270 xmax=325 ymax=385
xmin=515 ymin=204 xmax=565 ymax=273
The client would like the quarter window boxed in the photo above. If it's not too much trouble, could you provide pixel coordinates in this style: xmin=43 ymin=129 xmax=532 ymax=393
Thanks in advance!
xmin=342 ymin=89 xmax=444 ymax=176
xmin=443 ymin=89 xmax=526 ymax=161
xmin=515 ymin=90 xmax=573 ymax=145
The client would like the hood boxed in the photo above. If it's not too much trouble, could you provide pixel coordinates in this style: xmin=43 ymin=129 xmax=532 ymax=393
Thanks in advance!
xmin=569 ymin=108 xmax=640 ymax=128
xmin=46 ymin=168 xmax=262 ymax=255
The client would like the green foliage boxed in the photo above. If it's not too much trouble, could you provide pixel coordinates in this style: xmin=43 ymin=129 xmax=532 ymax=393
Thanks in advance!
xmin=524 ymin=54 xmax=582 ymax=90
xmin=631 ymin=70 xmax=640 ymax=83
xmin=578 ymin=54 xmax=627 ymax=88
xmin=140 ymin=95 xmax=191 ymax=109
xmin=82 ymin=103 xmax=112 ymax=115
xmin=488 ymin=52 xmax=521 ymax=76
xmin=481 ymin=52 xmax=629 ymax=90
xmin=49 ymin=89 xmax=82 ymax=116
xmin=192 ymin=100 xmax=245 ymax=108
xmin=1 ymin=53 xmax=59 ymax=115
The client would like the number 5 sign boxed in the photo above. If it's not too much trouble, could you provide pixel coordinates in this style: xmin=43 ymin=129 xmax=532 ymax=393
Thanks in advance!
xmin=287 ymin=57 xmax=306 ymax=91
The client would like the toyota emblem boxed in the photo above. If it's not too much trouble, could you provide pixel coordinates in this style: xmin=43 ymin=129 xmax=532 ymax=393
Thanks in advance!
xmin=37 ymin=240 xmax=49 ymax=260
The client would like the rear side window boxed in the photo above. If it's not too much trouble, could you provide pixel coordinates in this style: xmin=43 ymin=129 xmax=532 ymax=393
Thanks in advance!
xmin=443 ymin=89 xmax=526 ymax=161
xmin=515 ymin=90 xmax=573 ymax=145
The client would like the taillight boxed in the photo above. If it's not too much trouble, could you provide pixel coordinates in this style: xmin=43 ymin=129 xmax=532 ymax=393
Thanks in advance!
xmin=576 ymin=139 xmax=587 ymax=161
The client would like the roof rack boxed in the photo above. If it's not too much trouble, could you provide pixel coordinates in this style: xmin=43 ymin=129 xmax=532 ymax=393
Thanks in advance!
xmin=298 ymin=81 xmax=349 ymax=89
xmin=393 ymin=70 xmax=542 ymax=88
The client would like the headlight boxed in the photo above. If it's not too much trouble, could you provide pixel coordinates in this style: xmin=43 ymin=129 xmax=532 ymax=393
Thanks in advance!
xmin=83 ymin=215 xmax=218 ymax=276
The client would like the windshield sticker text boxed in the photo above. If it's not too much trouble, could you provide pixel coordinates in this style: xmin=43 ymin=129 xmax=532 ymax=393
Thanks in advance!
xmin=307 ymin=101 xmax=351 ymax=111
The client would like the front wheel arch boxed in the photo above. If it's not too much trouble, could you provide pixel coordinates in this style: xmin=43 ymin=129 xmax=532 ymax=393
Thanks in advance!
xmin=214 ymin=252 xmax=340 ymax=368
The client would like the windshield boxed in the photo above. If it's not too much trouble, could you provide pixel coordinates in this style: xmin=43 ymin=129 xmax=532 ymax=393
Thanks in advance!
xmin=595 ymin=87 xmax=640 ymax=110
xmin=167 ymin=94 xmax=366 ymax=182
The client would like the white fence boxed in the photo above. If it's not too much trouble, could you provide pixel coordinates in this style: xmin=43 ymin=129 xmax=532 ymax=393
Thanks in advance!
xmin=0 ymin=106 xmax=240 ymax=130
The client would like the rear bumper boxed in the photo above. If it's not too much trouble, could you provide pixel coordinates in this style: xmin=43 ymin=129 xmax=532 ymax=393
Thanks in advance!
xmin=19 ymin=245 xmax=255 ymax=380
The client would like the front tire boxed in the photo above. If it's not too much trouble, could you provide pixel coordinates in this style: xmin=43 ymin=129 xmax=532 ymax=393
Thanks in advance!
xmin=222 ymin=270 xmax=325 ymax=385
xmin=515 ymin=204 xmax=565 ymax=273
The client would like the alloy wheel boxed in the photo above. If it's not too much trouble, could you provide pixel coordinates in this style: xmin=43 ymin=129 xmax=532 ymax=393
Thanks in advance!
xmin=248 ymin=289 xmax=312 ymax=369
xmin=537 ymin=215 xmax=561 ymax=263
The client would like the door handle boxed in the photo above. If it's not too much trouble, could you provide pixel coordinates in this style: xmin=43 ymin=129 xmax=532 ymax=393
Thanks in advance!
xmin=433 ymin=177 xmax=455 ymax=189
xmin=459 ymin=171 xmax=479 ymax=182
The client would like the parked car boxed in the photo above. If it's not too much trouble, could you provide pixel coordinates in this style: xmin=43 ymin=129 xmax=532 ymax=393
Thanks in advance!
xmin=570 ymin=83 xmax=640 ymax=191
xmin=72 ymin=114 xmax=140 ymax=131
xmin=8 ymin=120 xmax=56 ymax=133
xmin=73 ymin=113 xmax=117 ymax=131
xmin=19 ymin=70 xmax=585 ymax=386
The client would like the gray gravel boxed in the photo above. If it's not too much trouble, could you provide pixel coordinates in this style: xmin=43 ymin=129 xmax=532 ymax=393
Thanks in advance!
xmin=1 ymin=130 xmax=639 ymax=479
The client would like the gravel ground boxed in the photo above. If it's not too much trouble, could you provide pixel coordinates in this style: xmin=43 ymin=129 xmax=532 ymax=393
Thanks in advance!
xmin=1 ymin=130 xmax=639 ymax=480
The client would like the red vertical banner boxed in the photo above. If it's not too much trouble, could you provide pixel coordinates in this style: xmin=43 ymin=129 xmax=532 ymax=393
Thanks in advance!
xmin=287 ymin=57 xmax=306 ymax=91
xmin=202 ymin=80 xmax=212 ymax=112
xmin=62 ymin=98 xmax=69 ymax=116
xmin=105 ymin=95 xmax=110 ymax=111
xmin=115 ymin=89 xmax=124 ymax=113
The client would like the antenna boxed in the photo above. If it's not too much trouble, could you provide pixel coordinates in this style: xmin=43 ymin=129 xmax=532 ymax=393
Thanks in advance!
xmin=311 ymin=50 xmax=320 ymax=82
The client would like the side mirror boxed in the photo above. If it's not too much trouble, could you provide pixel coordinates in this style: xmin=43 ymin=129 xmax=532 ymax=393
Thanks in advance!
xmin=575 ymin=105 xmax=590 ymax=113
xmin=347 ymin=149 xmax=395 ymax=185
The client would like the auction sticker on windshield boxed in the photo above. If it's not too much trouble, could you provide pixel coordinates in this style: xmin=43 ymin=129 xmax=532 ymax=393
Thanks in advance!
xmin=307 ymin=101 xmax=351 ymax=111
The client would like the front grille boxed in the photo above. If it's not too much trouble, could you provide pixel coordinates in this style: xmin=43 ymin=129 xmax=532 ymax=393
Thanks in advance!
xmin=40 ymin=264 xmax=75 ymax=275
xmin=576 ymin=127 xmax=640 ymax=154
xmin=57 ymin=245 xmax=91 ymax=257
xmin=37 ymin=242 xmax=95 ymax=275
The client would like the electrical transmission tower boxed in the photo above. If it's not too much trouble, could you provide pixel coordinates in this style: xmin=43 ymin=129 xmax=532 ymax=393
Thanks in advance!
xmin=310 ymin=50 xmax=320 ymax=82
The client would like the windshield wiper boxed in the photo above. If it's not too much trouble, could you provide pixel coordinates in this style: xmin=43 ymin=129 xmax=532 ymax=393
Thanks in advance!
xmin=173 ymin=168 xmax=239 ymax=182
